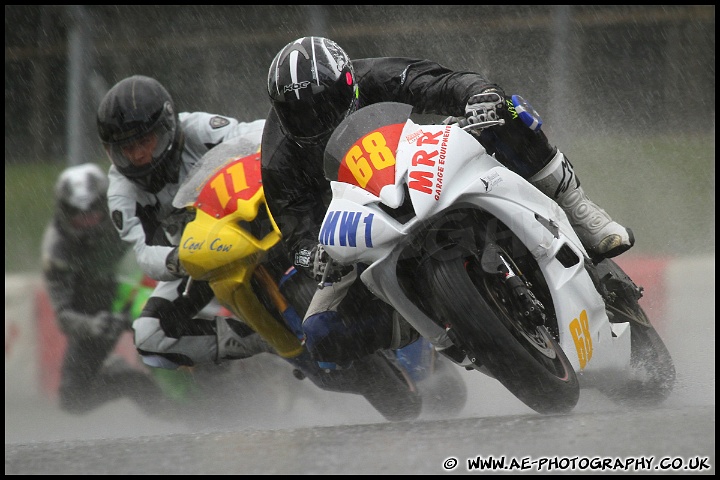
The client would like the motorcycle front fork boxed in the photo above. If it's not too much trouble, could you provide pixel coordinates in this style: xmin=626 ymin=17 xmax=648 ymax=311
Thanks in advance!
xmin=479 ymin=242 xmax=546 ymax=326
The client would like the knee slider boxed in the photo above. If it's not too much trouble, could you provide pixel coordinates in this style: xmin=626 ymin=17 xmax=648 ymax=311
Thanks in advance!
xmin=509 ymin=94 xmax=543 ymax=132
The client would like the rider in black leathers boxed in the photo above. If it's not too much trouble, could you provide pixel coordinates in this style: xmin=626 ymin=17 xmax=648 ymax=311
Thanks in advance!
xmin=261 ymin=36 xmax=634 ymax=366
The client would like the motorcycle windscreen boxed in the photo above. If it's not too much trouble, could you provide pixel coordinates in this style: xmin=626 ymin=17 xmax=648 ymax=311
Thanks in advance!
xmin=173 ymin=135 xmax=262 ymax=209
xmin=192 ymin=154 xmax=264 ymax=220
xmin=323 ymin=102 xmax=412 ymax=198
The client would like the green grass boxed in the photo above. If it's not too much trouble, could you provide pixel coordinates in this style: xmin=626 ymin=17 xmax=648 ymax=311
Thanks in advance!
xmin=5 ymin=162 xmax=68 ymax=273
xmin=560 ymin=132 xmax=715 ymax=257
xmin=4 ymin=133 xmax=714 ymax=274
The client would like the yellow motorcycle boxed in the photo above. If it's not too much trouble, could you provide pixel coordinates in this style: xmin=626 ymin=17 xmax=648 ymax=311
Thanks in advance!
xmin=172 ymin=136 xmax=427 ymax=421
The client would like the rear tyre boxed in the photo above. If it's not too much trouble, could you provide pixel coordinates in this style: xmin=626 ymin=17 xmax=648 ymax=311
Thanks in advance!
xmin=591 ymin=259 xmax=676 ymax=406
xmin=605 ymin=297 xmax=675 ymax=403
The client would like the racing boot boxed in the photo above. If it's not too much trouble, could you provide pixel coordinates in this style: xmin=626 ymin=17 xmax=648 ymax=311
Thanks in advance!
xmin=530 ymin=150 xmax=634 ymax=260
xmin=216 ymin=317 xmax=274 ymax=361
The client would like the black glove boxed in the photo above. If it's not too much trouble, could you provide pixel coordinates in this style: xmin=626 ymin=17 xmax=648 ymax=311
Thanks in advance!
xmin=165 ymin=246 xmax=187 ymax=278
xmin=161 ymin=208 xmax=196 ymax=245
xmin=464 ymin=90 xmax=505 ymax=129
xmin=87 ymin=311 xmax=131 ymax=340
xmin=442 ymin=89 xmax=506 ymax=134
xmin=294 ymin=244 xmax=353 ymax=283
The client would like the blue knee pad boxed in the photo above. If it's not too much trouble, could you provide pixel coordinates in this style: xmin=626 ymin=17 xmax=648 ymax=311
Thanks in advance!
xmin=303 ymin=311 xmax=387 ymax=365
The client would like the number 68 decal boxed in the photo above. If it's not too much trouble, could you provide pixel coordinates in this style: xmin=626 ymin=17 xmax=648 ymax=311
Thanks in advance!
xmin=338 ymin=123 xmax=403 ymax=197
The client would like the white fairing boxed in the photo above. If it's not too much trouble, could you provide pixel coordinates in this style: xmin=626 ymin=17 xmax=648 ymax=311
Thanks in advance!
xmin=321 ymin=118 xmax=631 ymax=374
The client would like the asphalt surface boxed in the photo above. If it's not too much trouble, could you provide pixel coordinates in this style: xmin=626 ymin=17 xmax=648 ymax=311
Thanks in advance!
xmin=5 ymin=255 xmax=715 ymax=474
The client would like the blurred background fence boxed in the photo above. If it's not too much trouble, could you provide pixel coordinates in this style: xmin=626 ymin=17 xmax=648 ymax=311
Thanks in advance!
xmin=4 ymin=5 xmax=715 ymax=272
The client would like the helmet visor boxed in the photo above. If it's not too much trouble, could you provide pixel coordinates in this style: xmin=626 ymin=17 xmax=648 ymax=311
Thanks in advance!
xmin=274 ymin=83 xmax=356 ymax=141
xmin=103 ymin=103 xmax=177 ymax=178
xmin=61 ymin=199 xmax=107 ymax=230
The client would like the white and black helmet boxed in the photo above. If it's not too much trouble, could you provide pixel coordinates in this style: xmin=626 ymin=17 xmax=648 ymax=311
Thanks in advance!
xmin=267 ymin=36 xmax=359 ymax=145
xmin=54 ymin=162 xmax=109 ymax=234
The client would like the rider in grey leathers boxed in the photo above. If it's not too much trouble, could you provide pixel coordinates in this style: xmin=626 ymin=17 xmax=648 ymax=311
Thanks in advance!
xmin=97 ymin=75 xmax=272 ymax=370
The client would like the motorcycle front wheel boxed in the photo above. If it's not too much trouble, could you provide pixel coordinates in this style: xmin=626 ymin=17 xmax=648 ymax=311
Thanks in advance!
xmin=421 ymin=255 xmax=579 ymax=415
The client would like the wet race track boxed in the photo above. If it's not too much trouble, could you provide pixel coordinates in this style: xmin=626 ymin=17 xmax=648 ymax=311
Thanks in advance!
xmin=5 ymin=256 xmax=715 ymax=475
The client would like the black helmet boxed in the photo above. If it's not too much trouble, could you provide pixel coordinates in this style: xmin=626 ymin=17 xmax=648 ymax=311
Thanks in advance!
xmin=54 ymin=163 xmax=109 ymax=237
xmin=267 ymin=36 xmax=359 ymax=145
xmin=97 ymin=75 xmax=182 ymax=193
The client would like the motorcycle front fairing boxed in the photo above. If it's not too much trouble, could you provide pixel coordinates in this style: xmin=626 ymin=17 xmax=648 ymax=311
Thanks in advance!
xmin=321 ymin=102 xmax=631 ymax=374
xmin=174 ymin=136 xmax=304 ymax=358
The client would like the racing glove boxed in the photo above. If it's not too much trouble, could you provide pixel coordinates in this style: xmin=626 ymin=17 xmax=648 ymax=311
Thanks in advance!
xmin=87 ymin=311 xmax=131 ymax=340
xmin=165 ymin=246 xmax=187 ymax=278
xmin=294 ymin=243 xmax=353 ymax=283
xmin=464 ymin=90 xmax=506 ymax=128
xmin=442 ymin=89 xmax=506 ymax=133
xmin=455 ymin=90 xmax=544 ymax=134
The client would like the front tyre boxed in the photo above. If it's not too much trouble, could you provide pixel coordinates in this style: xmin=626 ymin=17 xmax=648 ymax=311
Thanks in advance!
xmin=422 ymin=256 xmax=579 ymax=415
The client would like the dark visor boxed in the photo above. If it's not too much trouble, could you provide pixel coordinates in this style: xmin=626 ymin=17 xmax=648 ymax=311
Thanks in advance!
xmin=275 ymin=85 xmax=355 ymax=140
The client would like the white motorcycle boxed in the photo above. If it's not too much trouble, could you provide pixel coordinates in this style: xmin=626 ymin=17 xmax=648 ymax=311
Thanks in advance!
xmin=319 ymin=102 xmax=675 ymax=415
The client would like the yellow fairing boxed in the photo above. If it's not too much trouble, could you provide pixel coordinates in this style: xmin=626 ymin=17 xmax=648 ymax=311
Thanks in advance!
xmin=178 ymin=188 xmax=303 ymax=358
xmin=180 ymin=188 xmax=280 ymax=281
xmin=212 ymin=276 xmax=303 ymax=358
